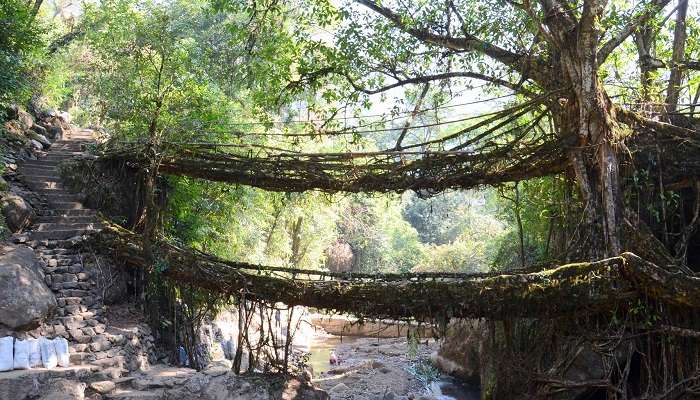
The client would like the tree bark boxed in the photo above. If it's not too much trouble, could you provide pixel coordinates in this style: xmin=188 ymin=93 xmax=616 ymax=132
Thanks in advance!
xmin=665 ymin=0 xmax=689 ymax=117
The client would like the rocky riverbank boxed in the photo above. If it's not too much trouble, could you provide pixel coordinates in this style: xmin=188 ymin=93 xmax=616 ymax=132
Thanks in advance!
xmin=0 ymin=361 xmax=328 ymax=400
xmin=307 ymin=334 xmax=479 ymax=400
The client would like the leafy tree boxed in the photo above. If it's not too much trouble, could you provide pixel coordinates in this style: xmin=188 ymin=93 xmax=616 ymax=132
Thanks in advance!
xmin=216 ymin=0 xmax=700 ymax=263
xmin=0 ymin=0 xmax=45 ymax=108
xmin=335 ymin=194 xmax=421 ymax=273
xmin=82 ymin=0 xmax=238 ymax=141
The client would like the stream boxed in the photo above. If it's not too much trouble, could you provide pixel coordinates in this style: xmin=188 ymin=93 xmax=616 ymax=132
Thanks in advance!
xmin=301 ymin=333 xmax=480 ymax=400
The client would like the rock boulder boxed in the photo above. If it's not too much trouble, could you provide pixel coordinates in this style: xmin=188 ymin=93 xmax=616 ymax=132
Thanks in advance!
xmin=0 ymin=244 xmax=57 ymax=330
xmin=29 ymin=132 xmax=51 ymax=149
xmin=1 ymin=194 xmax=35 ymax=232
xmin=17 ymin=110 xmax=34 ymax=131
xmin=432 ymin=319 xmax=486 ymax=386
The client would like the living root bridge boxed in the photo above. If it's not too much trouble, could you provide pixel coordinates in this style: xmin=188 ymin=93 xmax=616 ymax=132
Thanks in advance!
xmin=98 ymin=140 xmax=568 ymax=194
xmin=86 ymin=222 xmax=700 ymax=321
xmin=90 ymin=107 xmax=700 ymax=195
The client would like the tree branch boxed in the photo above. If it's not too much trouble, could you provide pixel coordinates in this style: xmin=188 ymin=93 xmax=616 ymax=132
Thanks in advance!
xmin=346 ymin=71 xmax=535 ymax=96
xmin=395 ymin=83 xmax=430 ymax=151
xmin=666 ymin=0 xmax=688 ymax=114
xmin=597 ymin=0 xmax=672 ymax=66
xmin=355 ymin=0 xmax=547 ymax=79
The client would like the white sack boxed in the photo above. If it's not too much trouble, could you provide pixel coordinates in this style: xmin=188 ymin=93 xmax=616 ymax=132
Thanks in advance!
xmin=0 ymin=337 xmax=14 ymax=372
xmin=39 ymin=337 xmax=57 ymax=369
xmin=13 ymin=339 xmax=30 ymax=370
xmin=28 ymin=339 xmax=42 ymax=368
xmin=53 ymin=338 xmax=70 ymax=367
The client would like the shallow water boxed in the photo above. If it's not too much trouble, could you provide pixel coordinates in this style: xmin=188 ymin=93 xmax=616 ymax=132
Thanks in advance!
xmin=431 ymin=378 xmax=481 ymax=400
xmin=302 ymin=334 xmax=362 ymax=375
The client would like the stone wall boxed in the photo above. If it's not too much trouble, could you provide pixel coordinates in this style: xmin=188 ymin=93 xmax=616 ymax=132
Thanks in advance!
xmin=3 ymin=237 xmax=157 ymax=373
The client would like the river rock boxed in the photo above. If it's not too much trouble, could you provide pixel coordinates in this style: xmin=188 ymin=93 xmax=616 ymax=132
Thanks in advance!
xmin=0 ymin=244 xmax=57 ymax=329
xmin=1 ymin=194 xmax=35 ymax=232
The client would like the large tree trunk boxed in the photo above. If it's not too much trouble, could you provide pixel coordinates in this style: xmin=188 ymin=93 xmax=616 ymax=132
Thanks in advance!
xmin=554 ymin=89 xmax=622 ymax=259
xmin=551 ymin=2 xmax=624 ymax=259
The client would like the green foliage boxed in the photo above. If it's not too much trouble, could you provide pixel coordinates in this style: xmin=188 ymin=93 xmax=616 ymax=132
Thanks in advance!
xmin=0 ymin=0 xmax=44 ymax=107
xmin=48 ymin=0 xmax=560 ymax=277
xmin=81 ymin=0 xmax=241 ymax=140
xmin=492 ymin=176 xmax=570 ymax=269
xmin=166 ymin=177 xmax=339 ymax=269
xmin=336 ymin=194 xmax=422 ymax=273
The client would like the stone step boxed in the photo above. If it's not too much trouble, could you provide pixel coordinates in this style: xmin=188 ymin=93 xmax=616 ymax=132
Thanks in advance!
xmin=44 ymin=151 xmax=83 ymax=157
xmin=52 ymin=201 xmax=86 ymax=210
xmin=20 ymin=159 xmax=63 ymax=167
xmin=38 ymin=215 xmax=97 ymax=223
xmin=30 ymin=229 xmax=94 ymax=241
xmin=57 ymin=296 xmax=85 ymax=305
xmin=95 ymin=367 xmax=128 ymax=381
xmin=69 ymin=351 xmax=95 ymax=364
xmin=18 ymin=167 xmax=59 ymax=175
xmin=44 ymin=194 xmax=84 ymax=202
xmin=47 ymin=209 xmax=97 ymax=216
xmin=53 ymin=140 xmax=92 ymax=146
xmin=17 ymin=168 xmax=58 ymax=176
xmin=36 ymin=223 xmax=102 ymax=231
xmin=20 ymin=174 xmax=62 ymax=181
xmin=37 ymin=189 xmax=77 ymax=198
xmin=49 ymin=256 xmax=82 ymax=265
xmin=41 ymin=157 xmax=78 ymax=163
xmin=37 ymin=187 xmax=72 ymax=193
xmin=51 ymin=143 xmax=86 ymax=147
xmin=27 ymin=181 xmax=64 ymax=190
xmin=105 ymin=389 xmax=165 ymax=399
xmin=91 ymin=356 xmax=126 ymax=370
xmin=49 ymin=147 xmax=84 ymax=153
xmin=20 ymin=175 xmax=61 ymax=183
xmin=52 ymin=254 xmax=80 ymax=261
xmin=53 ymin=138 xmax=93 ymax=143
xmin=47 ymin=248 xmax=77 ymax=255
xmin=39 ymin=247 xmax=74 ymax=255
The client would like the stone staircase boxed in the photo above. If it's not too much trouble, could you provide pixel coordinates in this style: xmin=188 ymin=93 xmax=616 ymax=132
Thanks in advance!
xmin=18 ymin=128 xmax=102 ymax=241
xmin=13 ymin=129 xmax=154 ymax=375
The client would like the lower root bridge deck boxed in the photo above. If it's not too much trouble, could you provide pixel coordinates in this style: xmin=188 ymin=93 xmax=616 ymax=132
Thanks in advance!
xmin=84 ymin=221 xmax=700 ymax=323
